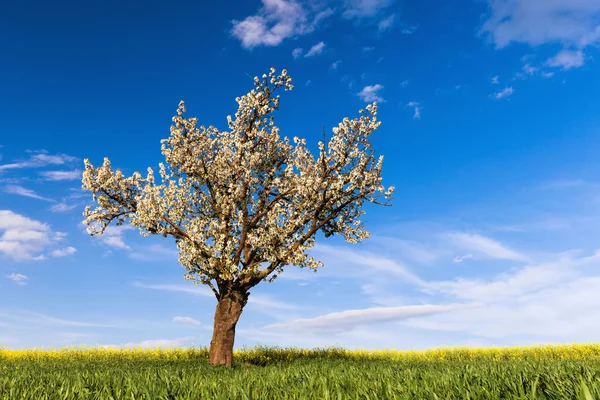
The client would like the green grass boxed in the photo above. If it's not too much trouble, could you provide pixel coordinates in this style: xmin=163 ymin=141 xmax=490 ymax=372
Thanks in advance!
xmin=2 ymin=357 xmax=600 ymax=399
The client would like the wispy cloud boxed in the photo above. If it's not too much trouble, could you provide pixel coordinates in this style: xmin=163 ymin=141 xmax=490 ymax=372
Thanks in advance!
xmin=357 ymin=84 xmax=384 ymax=102
xmin=378 ymin=13 xmax=395 ymax=32
xmin=263 ymin=303 xmax=474 ymax=333
xmin=406 ymin=101 xmax=421 ymax=119
xmin=331 ymin=60 xmax=342 ymax=69
xmin=10 ymin=310 xmax=116 ymax=328
xmin=4 ymin=185 xmax=53 ymax=202
xmin=546 ymin=49 xmax=585 ymax=70
xmin=312 ymin=243 xmax=426 ymax=286
xmin=292 ymin=47 xmax=303 ymax=58
xmin=536 ymin=179 xmax=586 ymax=190
xmin=343 ymin=0 xmax=393 ymax=19
xmin=491 ymin=87 xmax=514 ymax=100
xmin=49 ymin=202 xmax=77 ymax=213
xmin=50 ymin=246 xmax=76 ymax=257
xmin=39 ymin=170 xmax=81 ymax=181
xmin=522 ymin=63 xmax=538 ymax=75
xmin=443 ymin=232 xmax=527 ymax=262
xmin=0 ymin=152 xmax=77 ymax=173
xmin=490 ymin=75 xmax=499 ymax=84
xmin=415 ymin=250 xmax=600 ymax=340
xmin=172 ymin=316 xmax=201 ymax=326
xmin=305 ymin=41 xmax=325 ymax=57
xmin=6 ymin=273 xmax=29 ymax=285
xmin=131 ymin=281 xmax=213 ymax=297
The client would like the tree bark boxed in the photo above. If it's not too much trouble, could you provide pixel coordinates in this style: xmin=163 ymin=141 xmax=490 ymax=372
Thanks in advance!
xmin=208 ymin=288 xmax=249 ymax=367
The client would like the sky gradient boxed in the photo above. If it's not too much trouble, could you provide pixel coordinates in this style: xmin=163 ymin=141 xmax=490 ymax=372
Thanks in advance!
xmin=1 ymin=0 xmax=600 ymax=351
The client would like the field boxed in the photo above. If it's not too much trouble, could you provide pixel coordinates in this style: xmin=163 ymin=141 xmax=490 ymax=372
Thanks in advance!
xmin=2 ymin=343 xmax=600 ymax=399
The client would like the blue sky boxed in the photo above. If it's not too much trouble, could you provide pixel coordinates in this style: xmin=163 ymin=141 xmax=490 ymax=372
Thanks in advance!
xmin=1 ymin=0 xmax=600 ymax=351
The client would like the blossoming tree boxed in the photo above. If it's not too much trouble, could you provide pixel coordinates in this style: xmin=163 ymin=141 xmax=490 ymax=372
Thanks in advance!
xmin=82 ymin=68 xmax=395 ymax=367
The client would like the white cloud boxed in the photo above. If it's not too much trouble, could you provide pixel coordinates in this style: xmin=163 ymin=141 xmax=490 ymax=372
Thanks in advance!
xmin=362 ymin=46 xmax=375 ymax=51
xmin=172 ymin=316 xmax=201 ymax=326
xmin=406 ymin=101 xmax=421 ymax=119
xmin=0 ymin=210 xmax=72 ymax=261
xmin=541 ymin=71 xmax=555 ymax=78
xmin=231 ymin=0 xmax=333 ymax=48
xmin=39 ymin=170 xmax=81 ymax=181
xmin=49 ymin=202 xmax=76 ymax=213
xmin=0 ymin=211 xmax=48 ymax=233
xmin=6 ymin=273 xmax=29 ymax=285
xmin=481 ymin=0 xmax=600 ymax=69
xmin=482 ymin=0 xmax=600 ymax=48
xmin=4 ymin=185 xmax=53 ymax=202
xmin=331 ymin=60 xmax=342 ymax=69
xmin=102 ymin=236 xmax=129 ymax=250
xmin=292 ymin=47 xmax=303 ymax=58
xmin=513 ymin=72 xmax=526 ymax=81
xmin=93 ymin=225 xmax=135 ymax=250
xmin=51 ymin=246 xmax=76 ymax=257
xmin=522 ymin=63 xmax=538 ymax=75
xmin=0 ymin=152 xmax=77 ymax=173
xmin=304 ymin=41 xmax=325 ymax=57
xmin=400 ymin=79 xmax=409 ymax=87
xmin=413 ymin=251 xmax=600 ymax=341
xmin=263 ymin=303 xmax=473 ymax=333
xmin=491 ymin=87 xmax=514 ymax=99
xmin=490 ymin=75 xmax=499 ymax=84
xmin=378 ymin=13 xmax=395 ymax=32
xmin=357 ymin=84 xmax=384 ymax=102
xmin=343 ymin=0 xmax=393 ymax=19
xmin=444 ymin=232 xmax=527 ymax=261
xmin=546 ymin=49 xmax=585 ymax=70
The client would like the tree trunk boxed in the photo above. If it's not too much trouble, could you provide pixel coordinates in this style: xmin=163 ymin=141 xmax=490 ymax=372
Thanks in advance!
xmin=208 ymin=288 xmax=249 ymax=367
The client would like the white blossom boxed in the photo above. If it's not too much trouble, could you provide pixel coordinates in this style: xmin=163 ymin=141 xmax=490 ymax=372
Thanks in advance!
xmin=82 ymin=68 xmax=394 ymax=296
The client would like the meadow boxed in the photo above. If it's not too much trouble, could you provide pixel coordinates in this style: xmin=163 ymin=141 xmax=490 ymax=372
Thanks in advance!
xmin=1 ymin=343 xmax=600 ymax=399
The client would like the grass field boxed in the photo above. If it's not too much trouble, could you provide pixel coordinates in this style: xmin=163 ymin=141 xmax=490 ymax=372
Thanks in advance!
xmin=1 ymin=343 xmax=600 ymax=399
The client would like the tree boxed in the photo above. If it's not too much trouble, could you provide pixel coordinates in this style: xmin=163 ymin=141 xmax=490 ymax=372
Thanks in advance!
xmin=81 ymin=67 xmax=395 ymax=367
